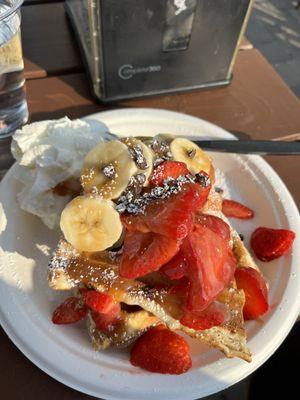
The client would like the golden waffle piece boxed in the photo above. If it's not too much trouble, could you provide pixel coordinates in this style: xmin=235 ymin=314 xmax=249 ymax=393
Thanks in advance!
xmin=48 ymin=234 xmax=251 ymax=362
xmin=87 ymin=309 xmax=159 ymax=350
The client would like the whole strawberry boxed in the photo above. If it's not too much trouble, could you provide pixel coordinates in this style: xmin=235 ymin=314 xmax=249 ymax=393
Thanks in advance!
xmin=251 ymin=227 xmax=295 ymax=261
xmin=130 ymin=326 xmax=192 ymax=374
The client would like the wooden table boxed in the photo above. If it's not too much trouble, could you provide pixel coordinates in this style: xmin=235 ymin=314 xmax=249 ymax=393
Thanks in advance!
xmin=1 ymin=1 xmax=299 ymax=399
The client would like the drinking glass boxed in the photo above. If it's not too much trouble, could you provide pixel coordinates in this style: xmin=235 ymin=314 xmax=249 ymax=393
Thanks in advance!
xmin=0 ymin=0 xmax=28 ymax=137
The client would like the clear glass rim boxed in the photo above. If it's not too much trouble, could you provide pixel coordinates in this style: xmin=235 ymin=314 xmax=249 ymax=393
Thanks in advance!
xmin=0 ymin=0 xmax=24 ymax=21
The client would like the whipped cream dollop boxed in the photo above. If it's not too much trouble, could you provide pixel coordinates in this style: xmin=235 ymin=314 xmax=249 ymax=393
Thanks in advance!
xmin=11 ymin=117 xmax=104 ymax=229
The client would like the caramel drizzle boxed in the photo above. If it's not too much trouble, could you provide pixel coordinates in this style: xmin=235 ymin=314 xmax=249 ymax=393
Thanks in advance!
xmin=53 ymin=178 xmax=81 ymax=197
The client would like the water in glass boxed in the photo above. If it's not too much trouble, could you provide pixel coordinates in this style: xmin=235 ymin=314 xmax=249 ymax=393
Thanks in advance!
xmin=0 ymin=1 xmax=28 ymax=136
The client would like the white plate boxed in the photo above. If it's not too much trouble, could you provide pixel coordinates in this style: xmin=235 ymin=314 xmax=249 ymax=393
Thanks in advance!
xmin=0 ymin=109 xmax=299 ymax=400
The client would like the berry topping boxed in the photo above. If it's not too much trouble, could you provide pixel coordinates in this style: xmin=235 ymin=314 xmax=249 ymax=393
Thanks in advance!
xmin=235 ymin=267 xmax=268 ymax=320
xmin=160 ymin=250 xmax=187 ymax=280
xmin=195 ymin=171 xmax=211 ymax=188
xmin=250 ymin=226 xmax=295 ymax=261
xmin=82 ymin=290 xmax=116 ymax=314
xmin=52 ymin=297 xmax=87 ymax=324
xmin=121 ymin=183 xmax=202 ymax=240
xmin=149 ymin=161 xmax=190 ymax=186
xmin=181 ymin=222 xmax=236 ymax=312
xmin=159 ymin=213 xmax=235 ymax=314
xmin=120 ymin=231 xmax=180 ymax=279
xmin=180 ymin=301 xmax=230 ymax=330
xmin=194 ymin=171 xmax=212 ymax=209
xmin=91 ymin=302 xmax=121 ymax=333
xmin=195 ymin=213 xmax=231 ymax=241
xmin=222 ymin=199 xmax=254 ymax=219
xmin=130 ymin=326 xmax=192 ymax=374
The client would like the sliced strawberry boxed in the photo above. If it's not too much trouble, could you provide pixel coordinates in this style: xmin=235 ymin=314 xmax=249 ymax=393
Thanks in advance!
xmin=82 ymin=290 xmax=116 ymax=314
xmin=168 ymin=278 xmax=190 ymax=296
xmin=250 ymin=226 xmax=295 ymax=262
xmin=181 ymin=223 xmax=236 ymax=312
xmin=235 ymin=267 xmax=269 ymax=320
xmin=120 ymin=231 xmax=180 ymax=279
xmin=195 ymin=213 xmax=231 ymax=241
xmin=222 ymin=199 xmax=254 ymax=219
xmin=130 ymin=325 xmax=192 ymax=374
xmin=121 ymin=183 xmax=201 ymax=240
xmin=52 ymin=297 xmax=87 ymax=324
xmin=160 ymin=214 xmax=230 ymax=282
xmin=180 ymin=301 xmax=230 ymax=330
xmin=194 ymin=171 xmax=212 ymax=210
xmin=91 ymin=302 xmax=121 ymax=333
xmin=160 ymin=250 xmax=187 ymax=280
xmin=149 ymin=161 xmax=189 ymax=186
xmin=160 ymin=214 xmax=235 ymax=311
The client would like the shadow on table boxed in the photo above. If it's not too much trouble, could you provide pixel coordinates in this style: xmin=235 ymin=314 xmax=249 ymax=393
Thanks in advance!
xmin=246 ymin=0 xmax=300 ymax=96
xmin=248 ymin=320 xmax=300 ymax=399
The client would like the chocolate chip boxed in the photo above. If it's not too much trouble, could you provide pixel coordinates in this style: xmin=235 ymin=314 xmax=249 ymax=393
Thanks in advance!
xmin=195 ymin=172 xmax=211 ymax=187
xmin=116 ymin=174 xmax=198 ymax=215
xmin=150 ymin=138 xmax=161 ymax=153
xmin=153 ymin=157 xmax=164 ymax=167
xmin=116 ymin=203 xmax=126 ymax=213
xmin=128 ymin=145 xmax=148 ymax=169
xmin=102 ymin=163 xmax=116 ymax=179
xmin=152 ymin=187 xmax=164 ymax=197
xmin=215 ymin=186 xmax=224 ymax=194
xmin=135 ymin=173 xmax=146 ymax=185
xmin=150 ymin=138 xmax=171 ymax=159
xmin=118 ymin=195 xmax=127 ymax=203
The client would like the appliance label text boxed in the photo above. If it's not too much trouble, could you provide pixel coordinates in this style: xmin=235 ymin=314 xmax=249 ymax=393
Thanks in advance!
xmin=118 ymin=64 xmax=161 ymax=80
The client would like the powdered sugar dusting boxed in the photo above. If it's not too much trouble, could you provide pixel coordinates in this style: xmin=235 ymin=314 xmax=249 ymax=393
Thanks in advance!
xmin=48 ymin=244 xmax=79 ymax=272
xmin=214 ymin=167 xmax=230 ymax=199
xmin=116 ymin=173 xmax=209 ymax=215
xmin=128 ymin=144 xmax=148 ymax=170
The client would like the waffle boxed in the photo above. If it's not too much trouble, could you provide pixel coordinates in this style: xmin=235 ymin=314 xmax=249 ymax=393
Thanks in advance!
xmin=87 ymin=309 xmax=159 ymax=350
xmin=48 ymin=190 xmax=259 ymax=362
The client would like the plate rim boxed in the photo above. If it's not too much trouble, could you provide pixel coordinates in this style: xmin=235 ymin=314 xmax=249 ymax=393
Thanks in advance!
xmin=0 ymin=108 xmax=299 ymax=400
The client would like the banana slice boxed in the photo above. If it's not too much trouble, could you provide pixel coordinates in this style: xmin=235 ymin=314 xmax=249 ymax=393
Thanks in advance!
xmin=60 ymin=195 xmax=123 ymax=252
xmin=170 ymin=138 xmax=213 ymax=176
xmin=122 ymin=137 xmax=153 ymax=185
xmin=81 ymin=140 xmax=138 ymax=199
